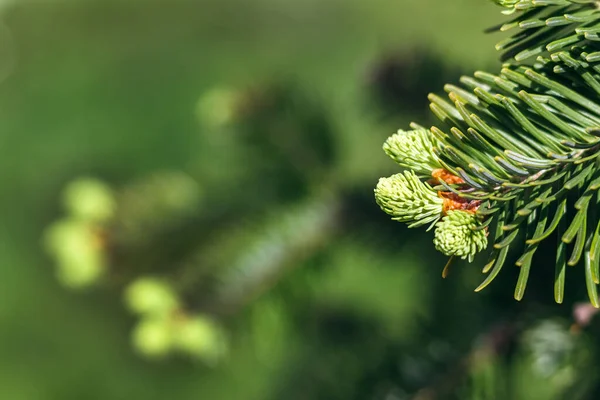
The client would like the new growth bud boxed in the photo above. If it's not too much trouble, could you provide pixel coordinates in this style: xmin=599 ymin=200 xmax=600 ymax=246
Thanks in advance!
xmin=43 ymin=220 xmax=106 ymax=289
xmin=125 ymin=277 xmax=180 ymax=317
xmin=132 ymin=318 xmax=173 ymax=358
xmin=173 ymin=316 xmax=228 ymax=364
xmin=375 ymin=171 xmax=444 ymax=229
xmin=62 ymin=178 xmax=116 ymax=223
xmin=383 ymin=129 xmax=441 ymax=176
xmin=433 ymin=210 xmax=488 ymax=262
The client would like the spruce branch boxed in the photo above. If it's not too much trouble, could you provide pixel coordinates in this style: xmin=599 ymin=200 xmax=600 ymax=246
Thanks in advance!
xmin=375 ymin=0 xmax=600 ymax=305
xmin=214 ymin=191 xmax=339 ymax=314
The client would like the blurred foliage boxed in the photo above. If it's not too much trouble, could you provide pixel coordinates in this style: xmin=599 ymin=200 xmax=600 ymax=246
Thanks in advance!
xmin=3 ymin=0 xmax=600 ymax=399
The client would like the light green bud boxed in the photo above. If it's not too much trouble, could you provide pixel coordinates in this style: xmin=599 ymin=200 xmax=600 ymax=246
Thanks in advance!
xmin=132 ymin=317 xmax=173 ymax=358
xmin=433 ymin=210 xmax=488 ymax=262
xmin=173 ymin=315 xmax=228 ymax=363
xmin=43 ymin=219 xmax=105 ymax=289
xmin=125 ymin=277 xmax=180 ymax=317
xmin=383 ymin=129 xmax=441 ymax=176
xmin=63 ymin=178 xmax=115 ymax=223
xmin=375 ymin=171 xmax=444 ymax=229
xmin=196 ymin=87 xmax=239 ymax=127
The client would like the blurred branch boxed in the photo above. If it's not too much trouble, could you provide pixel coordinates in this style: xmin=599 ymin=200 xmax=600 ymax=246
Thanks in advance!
xmin=213 ymin=190 xmax=340 ymax=315
xmin=413 ymin=321 xmax=516 ymax=400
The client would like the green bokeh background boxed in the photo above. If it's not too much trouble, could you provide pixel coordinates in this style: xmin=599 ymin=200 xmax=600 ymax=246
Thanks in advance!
xmin=1 ymin=1 xmax=598 ymax=399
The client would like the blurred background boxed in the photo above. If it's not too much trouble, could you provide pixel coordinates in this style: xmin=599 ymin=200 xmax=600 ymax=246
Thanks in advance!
xmin=2 ymin=0 xmax=600 ymax=399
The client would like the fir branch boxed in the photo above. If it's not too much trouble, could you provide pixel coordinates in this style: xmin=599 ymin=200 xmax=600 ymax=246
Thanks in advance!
xmin=213 ymin=191 xmax=340 ymax=314
xmin=376 ymin=0 xmax=600 ymax=305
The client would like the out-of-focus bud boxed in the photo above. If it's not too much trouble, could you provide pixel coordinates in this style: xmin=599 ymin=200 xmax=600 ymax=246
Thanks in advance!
xmin=62 ymin=178 xmax=116 ymax=223
xmin=173 ymin=315 xmax=228 ymax=363
xmin=43 ymin=219 xmax=105 ymax=289
xmin=125 ymin=277 xmax=180 ymax=317
xmin=196 ymin=87 xmax=240 ymax=128
xmin=132 ymin=317 xmax=173 ymax=358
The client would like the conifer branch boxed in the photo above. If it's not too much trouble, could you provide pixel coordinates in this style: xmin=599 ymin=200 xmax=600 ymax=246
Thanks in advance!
xmin=376 ymin=0 xmax=600 ymax=305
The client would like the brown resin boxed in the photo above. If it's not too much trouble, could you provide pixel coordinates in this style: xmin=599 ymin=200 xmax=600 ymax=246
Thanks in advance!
xmin=431 ymin=168 xmax=465 ymax=185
